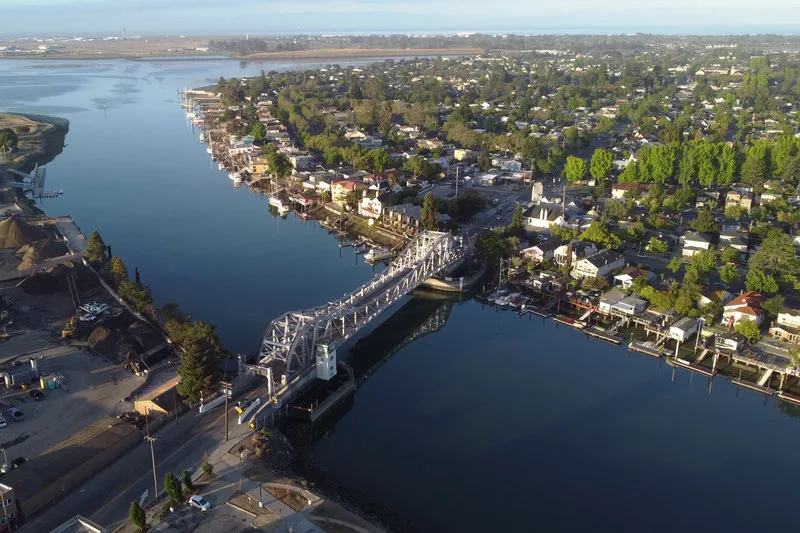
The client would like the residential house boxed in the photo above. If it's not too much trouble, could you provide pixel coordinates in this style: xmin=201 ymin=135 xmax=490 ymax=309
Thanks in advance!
xmin=358 ymin=189 xmax=389 ymax=219
xmin=698 ymin=288 xmax=733 ymax=307
xmin=723 ymin=291 xmax=765 ymax=326
xmin=523 ymin=203 xmax=565 ymax=230
xmin=331 ymin=179 xmax=366 ymax=203
xmin=719 ymin=232 xmax=748 ymax=253
xmin=725 ymin=190 xmax=754 ymax=212
xmin=669 ymin=317 xmax=700 ymax=342
xmin=249 ymin=155 xmax=270 ymax=175
xmin=477 ymin=172 xmax=501 ymax=186
xmin=289 ymin=153 xmax=315 ymax=170
xmin=572 ymin=250 xmax=625 ymax=279
xmin=382 ymin=203 xmax=422 ymax=232
xmin=613 ymin=266 xmax=656 ymax=289
xmin=0 ymin=484 xmax=18 ymax=531
xmin=417 ymin=138 xmax=444 ymax=150
xmin=769 ymin=308 xmax=800 ymax=344
xmin=611 ymin=182 xmax=648 ymax=200
xmin=520 ymin=240 xmax=562 ymax=263
xmin=715 ymin=332 xmax=746 ymax=352
xmin=492 ymin=157 xmax=523 ymax=172
xmin=454 ymin=149 xmax=474 ymax=161
xmin=554 ymin=241 xmax=598 ymax=266
xmin=598 ymin=288 xmax=648 ymax=316
xmin=344 ymin=128 xmax=368 ymax=141
xmin=681 ymin=231 xmax=712 ymax=257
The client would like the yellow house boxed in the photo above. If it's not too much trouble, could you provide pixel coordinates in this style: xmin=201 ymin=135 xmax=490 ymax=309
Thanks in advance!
xmin=250 ymin=156 xmax=270 ymax=175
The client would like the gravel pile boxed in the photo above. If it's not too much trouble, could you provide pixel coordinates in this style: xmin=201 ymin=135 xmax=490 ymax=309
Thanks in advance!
xmin=0 ymin=218 xmax=48 ymax=249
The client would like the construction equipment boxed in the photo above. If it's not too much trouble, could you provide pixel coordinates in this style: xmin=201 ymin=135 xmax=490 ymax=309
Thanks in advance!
xmin=61 ymin=316 xmax=77 ymax=339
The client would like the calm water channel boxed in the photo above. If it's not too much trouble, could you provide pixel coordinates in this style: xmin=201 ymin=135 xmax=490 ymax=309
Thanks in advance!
xmin=3 ymin=58 xmax=800 ymax=533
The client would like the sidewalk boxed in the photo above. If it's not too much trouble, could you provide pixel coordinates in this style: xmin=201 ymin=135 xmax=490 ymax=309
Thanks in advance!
xmin=194 ymin=428 xmax=325 ymax=533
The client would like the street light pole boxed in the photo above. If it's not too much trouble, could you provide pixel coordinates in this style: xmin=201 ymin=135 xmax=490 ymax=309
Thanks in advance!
xmin=144 ymin=407 xmax=158 ymax=501
xmin=221 ymin=381 xmax=232 ymax=442
xmin=1 ymin=448 xmax=7 ymax=471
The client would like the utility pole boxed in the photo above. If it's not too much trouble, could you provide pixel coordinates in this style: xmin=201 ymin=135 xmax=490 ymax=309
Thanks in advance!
xmin=455 ymin=166 xmax=460 ymax=199
xmin=1 ymin=448 xmax=7 ymax=471
xmin=144 ymin=407 xmax=157 ymax=502
xmin=221 ymin=381 xmax=232 ymax=442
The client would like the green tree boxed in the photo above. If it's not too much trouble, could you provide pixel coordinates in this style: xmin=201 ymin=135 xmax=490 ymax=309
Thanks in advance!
xmin=749 ymin=229 xmax=800 ymax=281
xmin=129 ymin=501 xmax=146 ymax=531
xmin=508 ymin=204 xmax=524 ymax=234
xmin=745 ymin=268 xmax=779 ymax=294
xmin=345 ymin=189 xmax=362 ymax=210
xmin=0 ymin=128 xmax=18 ymax=151
xmin=176 ymin=330 xmax=221 ymax=404
xmin=420 ymin=193 xmax=438 ymax=230
xmin=618 ymin=161 xmax=638 ymax=183
xmin=735 ymin=320 xmax=761 ymax=343
xmin=118 ymin=280 xmax=153 ymax=314
xmin=182 ymin=469 xmax=195 ymax=492
xmin=564 ymin=155 xmax=587 ymax=182
xmin=201 ymin=461 xmax=214 ymax=478
xmin=475 ymin=231 xmax=507 ymax=263
xmin=667 ymin=257 xmax=682 ymax=273
xmin=762 ymin=295 xmax=785 ymax=319
xmin=689 ymin=249 xmax=719 ymax=278
xmin=690 ymin=208 xmax=719 ymax=233
xmin=250 ymin=122 xmax=266 ymax=142
xmin=603 ymin=201 xmax=628 ymax=220
xmin=108 ymin=256 xmax=128 ymax=288
xmin=579 ymin=222 xmax=621 ymax=249
xmin=724 ymin=206 xmax=748 ymax=220
xmin=719 ymin=263 xmax=739 ymax=286
xmin=782 ymin=156 xmax=800 ymax=184
xmin=590 ymin=149 xmax=613 ymax=183
xmin=369 ymin=149 xmax=391 ymax=173
xmin=647 ymin=237 xmax=668 ymax=254
xmin=86 ymin=231 xmax=107 ymax=263
xmin=721 ymin=248 xmax=740 ymax=263
xmin=741 ymin=141 xmax=770 ymax=188
xmin=164 ymin=472 xmax=183 ymax=505
xmin=267 ymin=151 xmax=292 ymax=179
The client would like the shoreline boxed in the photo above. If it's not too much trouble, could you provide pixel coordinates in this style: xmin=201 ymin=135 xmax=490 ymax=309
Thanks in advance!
xmin=0 ymin=47 xmax=482 ymax=62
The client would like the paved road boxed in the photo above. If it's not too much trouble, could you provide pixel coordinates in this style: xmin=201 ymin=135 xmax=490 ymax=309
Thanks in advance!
xmin=20 ymin=392 xmax=253 ymax=533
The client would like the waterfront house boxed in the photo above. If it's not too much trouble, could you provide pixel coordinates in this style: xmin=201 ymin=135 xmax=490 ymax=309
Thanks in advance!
xmin=715 ymin=332 xmax=745 ymax=352
xmin=723 ymin=291 xmax=765 ymax=326
xmin=598 ymin=288 xmax=647 ymax=316
xmin=769 ymin=308 xmax=800 ymax=344
xmin=613 ymin=266 xmax=655 ymax=290
xmin=382 ymin=203 xmax=421 ymax=232
xmin=523 ymin=202 xmax=565 ymax=231
xmin=681 ymin=231 xmax=712 ymax=257
xmin=358 ymin=189 xmax=389 ymax=219
xmin=669 ymin=317 xmax=700 ymax=342
xmin=554 ymin=241 xmax=598 ymax=266
xmin=290 ymin=153 xmax=316 ymax=171
xmin=331 ymin=179 xmax=366 ymax=203
xmin=572 ymin=250 xmax=625 ymax=279
xmin=520 ymin=240 xmax=561 ymax=263
xmin=249 ymin=155 xmax=270 ymax=175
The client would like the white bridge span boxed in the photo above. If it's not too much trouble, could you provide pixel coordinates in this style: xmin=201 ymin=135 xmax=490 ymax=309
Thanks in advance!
xmin=256 ymin=231 xmax=472 ymax=385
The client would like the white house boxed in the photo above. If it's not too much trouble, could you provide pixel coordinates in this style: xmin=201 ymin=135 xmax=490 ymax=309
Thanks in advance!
xmin=520 ymin=240 xmax=561 ymax=263
xmin=681 ymin=231 xmax=712 ymax=257
xmin=553 ymin=241 xmax=597 ymax=266
xmin=358 ymin=189 xmax=388 ymax=219
xmin=572 ymin=250 xmax=625 ymax=279
xmin=598 ymin=289 xmax=647 ymax=316
xmin=769 ymin=308 xmax=800 ymax=344
xmin=523 ymin=203 xmax=566 ymax=231
xmin=669 ymin=317 xmax=700 ymax=342
xmin=722 ymin=291 xmax=765 ymax=327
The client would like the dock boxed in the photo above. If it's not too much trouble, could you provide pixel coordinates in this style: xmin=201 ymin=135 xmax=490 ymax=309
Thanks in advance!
xmin=731 ymin=379 xmax=775 ymax=396
xmin=673 ymin=358 xmax=716 ymax=377
xmin=554 ymin=314 xmax=584 ymax=329
xmin=629 ymin=341 xmax=663 ymax=358
xmin=584 ymin=327 xmax=622 ymax=345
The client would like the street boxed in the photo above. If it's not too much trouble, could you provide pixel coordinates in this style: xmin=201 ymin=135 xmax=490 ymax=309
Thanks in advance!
xmin=20 ymin=392 xmax=252 ymax=533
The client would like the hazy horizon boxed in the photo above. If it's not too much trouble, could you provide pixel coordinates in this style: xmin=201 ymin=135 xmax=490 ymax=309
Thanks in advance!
xmin=0 ymin=0 xmax=799 ymax=38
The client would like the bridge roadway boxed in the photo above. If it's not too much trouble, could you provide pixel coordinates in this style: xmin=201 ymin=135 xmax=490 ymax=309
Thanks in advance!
xmin=254 ymin=231 xmax=472 ymax=388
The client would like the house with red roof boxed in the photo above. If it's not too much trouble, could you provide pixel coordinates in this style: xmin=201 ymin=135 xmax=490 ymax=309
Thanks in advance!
xmin=722 ymin=291 xmax=765 ymax=327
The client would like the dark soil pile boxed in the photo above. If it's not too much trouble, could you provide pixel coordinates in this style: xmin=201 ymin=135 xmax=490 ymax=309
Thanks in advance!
xmin=88 ymin=323 xmax=151 ymax=364
xmin=16 ymin=239 xmax=68 ymax=269
xmin=0 ymin=218 xmax=48 ymax=249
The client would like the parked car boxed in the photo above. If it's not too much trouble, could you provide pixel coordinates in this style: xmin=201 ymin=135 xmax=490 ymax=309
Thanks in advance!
xmin=188 ymin=495 xmax=211 ymax=511
xmin=7 ymin=407 xmax=23 ymax=422
xmin=29 ymin=389 xmax=45 ymax=401
xmin=0 ymin=416 xmax=6 ymax=428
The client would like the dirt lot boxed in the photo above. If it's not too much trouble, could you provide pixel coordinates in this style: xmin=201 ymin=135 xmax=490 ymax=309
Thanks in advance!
xmin=0 ymin=273 xmax=149 ymax=461
xmin=0 ymin=113 xmax=58 ymax=169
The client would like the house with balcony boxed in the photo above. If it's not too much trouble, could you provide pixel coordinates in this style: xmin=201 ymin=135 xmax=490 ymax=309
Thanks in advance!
xmin=725 ymin=189 xmax=754 ymax=212
xmin=572 ymin=250 xmax=625 ymax=279
xmin=358 ymin=189 xmax=389 ymax=219
xmin=553 ymin=241 xmax=597 ymax=266
xmin=382 ymin=203 xmax=422 ymax=232
xmin=681 ymin=231 xmax=712 ymax=257
xmin=769 ymin=308 xmax=800 ymax=344
xmin=523 ymin=202 xmax=565 ymax=230
xmin=520 ymin=240 xmax=562 ymax=263
xmin=723 ymin=291 xmax=765 ymax=326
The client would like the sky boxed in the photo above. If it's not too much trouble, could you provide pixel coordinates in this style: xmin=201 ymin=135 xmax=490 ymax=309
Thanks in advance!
xmin=1 ymin=0 xmax=799 ymax=36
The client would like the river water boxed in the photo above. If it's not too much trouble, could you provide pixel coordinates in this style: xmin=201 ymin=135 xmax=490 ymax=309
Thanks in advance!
xmin=3 ymin=58 xmax=800 ymax=533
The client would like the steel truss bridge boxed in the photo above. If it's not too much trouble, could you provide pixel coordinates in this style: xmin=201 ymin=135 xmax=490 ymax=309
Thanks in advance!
xmin=256 ymin=231 xmax=472 ymax=386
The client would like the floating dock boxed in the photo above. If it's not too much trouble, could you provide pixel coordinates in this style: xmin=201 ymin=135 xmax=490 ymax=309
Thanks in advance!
xmin=584 ymin=327 xmax=622 ymax=345
xmin=673 ymin=358 xmax=716 ymax=377
xmin=731 ymin=379 xmax=775 ymax=396
xmin=778 ymin=391 xmax=800 ymax=405
xmin=629 ymin=341 xmax=663 ymax=358
xmin=554 ymin=315 xmax=584 ymax=329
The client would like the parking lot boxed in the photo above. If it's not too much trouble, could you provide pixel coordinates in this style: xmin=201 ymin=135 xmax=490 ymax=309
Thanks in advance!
xmin=0 ymin=279 xmax=146 ymax=463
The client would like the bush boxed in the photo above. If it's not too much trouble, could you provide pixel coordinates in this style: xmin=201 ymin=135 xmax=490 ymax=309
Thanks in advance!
xmin=182 ymin=469 xmax=195 ymax=492
xmin=129 ymin=501 xmax=147 ymax=531
xmin=201 ymin=461 xmax=214 ymax=478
